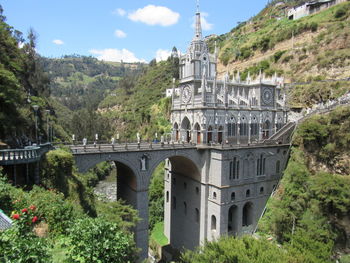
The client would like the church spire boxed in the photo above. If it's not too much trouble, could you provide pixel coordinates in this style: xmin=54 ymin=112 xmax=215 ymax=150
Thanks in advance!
xmin=194 ymin=0 xmax=202 ymax=40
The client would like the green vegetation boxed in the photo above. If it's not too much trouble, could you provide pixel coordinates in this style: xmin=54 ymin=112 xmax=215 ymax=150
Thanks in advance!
xmin=42 ymin=55 xmax=145 ymax=111
xmin=100 ymin=58 xmax=177 ymax=140
xmin=0 ymin=147 xmax=139 ymax=262
xmin=180 ymin=235 xmax=305 ymax=263
xmin=64 ymin=217 xmax=137 ymax=263
xmin=150 ymin=222 xmax=168 ymax=247
xmin=258 ymin=106 xmax=350 ymax=261
xmin=215 ymin=1 xmax=350 ymax=83
xmin=149 ymin=162 xmax=165 ymax=230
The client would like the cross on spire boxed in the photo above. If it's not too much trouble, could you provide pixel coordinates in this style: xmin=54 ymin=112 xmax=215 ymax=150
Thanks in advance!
xmin=196 ymin=0 xmax=200 ymax=13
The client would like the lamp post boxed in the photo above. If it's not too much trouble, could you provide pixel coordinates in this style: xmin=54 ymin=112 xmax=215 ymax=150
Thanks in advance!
xmin=45 ymin=110 xmax=50 ymax=143
xmin=32 ymin=105 xmax=39 ymax=144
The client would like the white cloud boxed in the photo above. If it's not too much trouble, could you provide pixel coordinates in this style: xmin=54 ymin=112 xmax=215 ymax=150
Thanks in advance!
xmin=156 ymin=49 xmax=172 ymax=62
xmin=114 ymin=29 xmax=127 ymax=38
xmin=53 ymin=39 xmax=64 ymax=45
xmin=128 ymin=5 xmax=180 ymax=26
xmin=113 ymin=8 xmax=126 ymax=16
xmin=191 ymin=12 xmax=213 ymax=31
xmin=89 ymin=48 xmax=146 ymax=63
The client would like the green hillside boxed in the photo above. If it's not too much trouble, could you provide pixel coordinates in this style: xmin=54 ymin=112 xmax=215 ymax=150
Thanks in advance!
xmin=99 ymin=57 xmax=178 ymax=140
xmin=211 ymin=1 xmax=350 ymax=106
xmin=41 ymin=56 xmax=145 ymax=111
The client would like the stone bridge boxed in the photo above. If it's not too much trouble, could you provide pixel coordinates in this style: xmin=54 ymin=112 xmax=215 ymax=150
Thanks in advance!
xmin=70 ymin=138 xmax=293 ymax=261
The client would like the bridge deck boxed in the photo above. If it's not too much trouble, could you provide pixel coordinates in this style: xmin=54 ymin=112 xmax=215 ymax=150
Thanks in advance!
xmin=69 ymin=140 xmax=291 ymax=155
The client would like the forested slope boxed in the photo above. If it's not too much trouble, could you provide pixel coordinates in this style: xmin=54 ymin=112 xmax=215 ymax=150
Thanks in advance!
xmin=0 ymin=7 xmax=69 ymax=145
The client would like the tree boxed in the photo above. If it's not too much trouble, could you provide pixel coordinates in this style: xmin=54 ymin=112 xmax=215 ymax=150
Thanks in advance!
xmin=65 ymin=217 xmax=137 ymax=263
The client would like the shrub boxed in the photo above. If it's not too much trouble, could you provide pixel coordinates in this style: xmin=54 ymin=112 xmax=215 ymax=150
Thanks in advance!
xmin=334 ymin=7 xmax=346 ymax=19
xmin=65 ymin=217 xmax=137 ymax=263
xmin=27 ymin=186 xmax=77 ymax=235
xmin=273 ymin=50 xmax=286 ymax=63
xmin=309 ymin=22 xmax=318 ymax=32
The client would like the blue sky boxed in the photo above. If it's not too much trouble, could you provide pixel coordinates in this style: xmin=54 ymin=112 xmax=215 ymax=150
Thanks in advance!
xmin=1 ymin=0 xmax=268 ymax=63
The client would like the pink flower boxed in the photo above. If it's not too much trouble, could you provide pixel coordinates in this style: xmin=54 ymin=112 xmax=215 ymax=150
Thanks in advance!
xmin=21 ymin=208 xmax=28 ymax=213
xmin=32 ymin=216 xmax=38 ymax=223
xmin=29 ymin=205 xmax=36 ymax=211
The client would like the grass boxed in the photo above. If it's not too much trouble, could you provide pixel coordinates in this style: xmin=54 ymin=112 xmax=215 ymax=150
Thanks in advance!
xmin=150 ymin=222 xmax=168 ymax=246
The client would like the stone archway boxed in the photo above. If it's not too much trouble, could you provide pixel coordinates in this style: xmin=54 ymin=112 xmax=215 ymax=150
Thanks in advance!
xmin=174 ymin=122 xmax=179 ymax=141
xmin=181 ymin=117 xmax=191 ymax=143
xmin=228 ymin=205 xmax=238 ymax=235
xmin=218 ymin=126 xmax=223 ymax=144
xmin=207 ymin=126 xmax=213 ymax=144
xmin=194 ymin=123 xmax=201 ymax=144
xmin=242 ymin=202 xmax=253 ymax=227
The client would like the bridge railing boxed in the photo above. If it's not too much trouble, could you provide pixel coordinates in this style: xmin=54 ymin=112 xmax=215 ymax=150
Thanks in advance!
xmin=0 ymin=143 xmax=53 ymax=165
xmin=0 ymin=147 xmax=40 ymax=164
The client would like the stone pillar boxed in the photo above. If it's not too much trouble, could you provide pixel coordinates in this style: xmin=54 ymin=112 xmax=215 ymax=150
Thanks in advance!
xmin=34 ymin=162 xmax=40 ymax=185
xmin=199 ymin=182 xmax=208 ymax=243
xmin=135 ymin=188 xmax=149 ymax=262
xmin=248 ymin=113 xmax=252 ymax=144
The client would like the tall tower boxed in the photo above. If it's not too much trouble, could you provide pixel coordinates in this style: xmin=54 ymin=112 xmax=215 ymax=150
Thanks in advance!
xmin=165 ymin=1 xmax=290 ymax=258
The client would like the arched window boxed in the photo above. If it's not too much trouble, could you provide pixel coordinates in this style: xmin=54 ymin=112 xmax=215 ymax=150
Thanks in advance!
xmin=229 ymin=157 xmax=240 ymax=179
xmin=218 ymin=126 xmax=223 ymax=144
xmin=240 ymin=116 xmax=248 ymax=136
xmin=207 ymin=126 xmax=213 ymax=143
xmin=231 ymin=192 xmax=235 ymax=201
xmin=211 ymin=215 xmax=217 ymax=230
xmin=194 ymin=123 xmax=201 ymax=144
xmin=260 ymin=187 xmax=264 ymax=194
xmin=246 ymin=189 xmax=250 ymax=197
xmin=213 ymin=192 xmax=217 ymax=199
xmin=173 ymin=196 xmax=176 ymax=209
xmin=227 ymin=117 xmax=237 ymax=137
xmin=250 ymin=117 xmax=259 ymax=136
xmin=257 ymin=154 xmax=266 ymax=176
xmin=195 ymin=208 xmax=200 ymax=223
xmin=183 ymin=202 xmax=187 ymax=215
xmin=166 ymin=191 xmax=169 ymax=202
xmin=174 ymin=122 xmax=179 ymax=141
xmin=196 ymin=186 xmax=199 ymax=194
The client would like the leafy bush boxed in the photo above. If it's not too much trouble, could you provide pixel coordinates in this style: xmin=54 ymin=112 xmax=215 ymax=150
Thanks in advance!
xmin=41 ymin=149 xmax=74 ymax=196
xmin=180 ymin=236 xmax=305 ymax=263
xmin=65 ymin=217 xmax=137 ymax=263
xmin=0 ymin=205 xmax=51 ymax=263
xmin=26 ymin=186 xmax=77 ymax=235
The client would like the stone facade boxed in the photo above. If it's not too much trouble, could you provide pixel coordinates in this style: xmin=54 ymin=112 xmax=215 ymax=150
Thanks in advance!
xmin=162 ymin=8 xmax=291 ymax=254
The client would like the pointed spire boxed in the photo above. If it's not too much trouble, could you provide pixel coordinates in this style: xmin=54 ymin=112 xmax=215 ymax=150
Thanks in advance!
xmin=194 ymin=0 xmax=202 ymax=40
xmin=236 ymin=70 xmax=241 ymax=83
